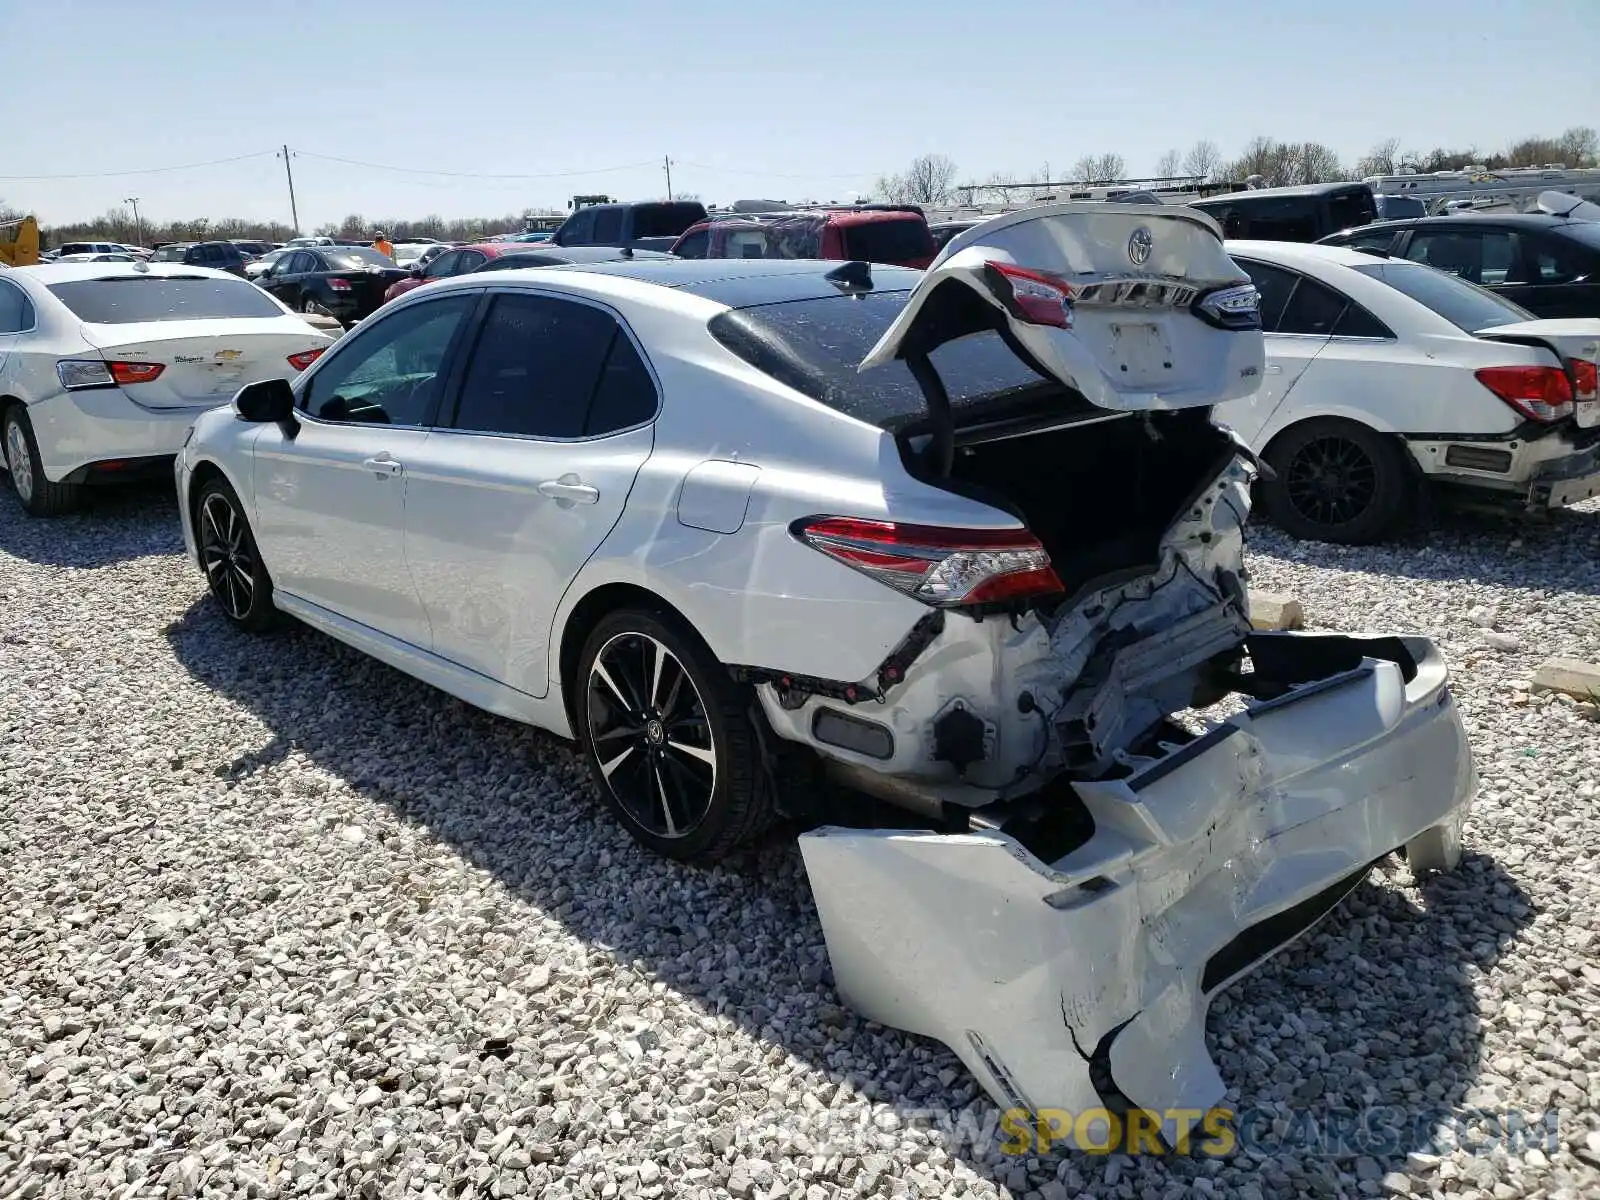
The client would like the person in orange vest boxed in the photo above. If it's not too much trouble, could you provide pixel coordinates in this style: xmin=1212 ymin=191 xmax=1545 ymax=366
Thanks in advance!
xmin=373 ymin=230 xmax=395 ymax=260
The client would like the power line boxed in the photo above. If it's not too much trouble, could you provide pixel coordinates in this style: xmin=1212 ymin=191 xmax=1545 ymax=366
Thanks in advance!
xmin=0 ymin=150 xmax=277 ymax=181
xmin=672 ymin=159 xmax=874 ymax=181
xmin=292 ymin=150 xmax=662 ymax=180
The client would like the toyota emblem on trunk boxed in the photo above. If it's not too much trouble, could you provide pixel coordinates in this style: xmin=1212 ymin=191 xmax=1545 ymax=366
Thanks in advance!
xmin=1127 ymin=227 xmax=1153 ymax=266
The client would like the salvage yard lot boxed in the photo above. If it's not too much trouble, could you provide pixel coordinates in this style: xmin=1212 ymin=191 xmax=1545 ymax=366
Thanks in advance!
xmin=1 ymin=489 xmax=1598 ymax=1200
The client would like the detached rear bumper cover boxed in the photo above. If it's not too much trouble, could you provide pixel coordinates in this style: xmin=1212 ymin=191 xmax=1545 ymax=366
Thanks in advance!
xmin=799 ymin=633 xmax=1473 ymax=1148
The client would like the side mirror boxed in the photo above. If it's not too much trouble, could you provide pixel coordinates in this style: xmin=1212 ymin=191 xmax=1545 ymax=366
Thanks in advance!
xmin=234 ymin=377 xmax=296 ymax=424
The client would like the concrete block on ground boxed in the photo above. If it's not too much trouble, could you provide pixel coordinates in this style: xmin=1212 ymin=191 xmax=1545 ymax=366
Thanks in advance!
xmin=1530 ymin=658 xmax=1600 ymax=700
xmin=1248 ymin=591 xmax=1304 ymax=631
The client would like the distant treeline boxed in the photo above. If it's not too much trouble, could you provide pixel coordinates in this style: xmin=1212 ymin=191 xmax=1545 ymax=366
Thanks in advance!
xmin=8 ymin=126 xmax=1597 ymax=244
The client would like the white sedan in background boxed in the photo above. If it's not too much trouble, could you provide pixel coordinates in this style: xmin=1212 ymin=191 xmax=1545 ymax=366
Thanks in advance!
xmin=1217 ymin=241 xmax=1599 ymax=543
xmin=0 ymin=262 xmax=334 ymax=515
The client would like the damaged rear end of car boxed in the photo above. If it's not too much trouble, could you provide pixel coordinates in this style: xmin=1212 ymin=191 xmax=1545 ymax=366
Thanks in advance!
xmin=720 ymin=203 xmax=1476 ymax=1143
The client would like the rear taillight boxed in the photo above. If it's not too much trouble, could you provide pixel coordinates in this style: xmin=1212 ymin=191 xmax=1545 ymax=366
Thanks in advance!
xmin=793 ymin=516 xmax=1064 ymax=607
xmin=287 ymin=349 xmax=325 ymax=371
xmin=1474 ymin=365 xmax=1574 ymax=422
xmin=1570 ymin=358 xmax=1597 ymax=403
xmin=109 ymin=361 xmax=165 ymax=385
xmin=983 ymin=261 xmax=1074 ymax=329
xmin=1194 ymin=283 xmax=1263 ymax=330
xmin=327 ymin=278 xmax=353 ymax=292
xmin=56 ymin=359 xmax=164 ymax=389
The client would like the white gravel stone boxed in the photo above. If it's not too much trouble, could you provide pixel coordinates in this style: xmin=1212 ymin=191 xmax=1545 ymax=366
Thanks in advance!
xmin=2 ymin=487 xmax=1599 ymax=1200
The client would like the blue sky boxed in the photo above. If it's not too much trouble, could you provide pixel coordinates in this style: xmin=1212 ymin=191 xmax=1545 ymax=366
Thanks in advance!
xmin=6 ymin=0 xmax=1596 ymax=228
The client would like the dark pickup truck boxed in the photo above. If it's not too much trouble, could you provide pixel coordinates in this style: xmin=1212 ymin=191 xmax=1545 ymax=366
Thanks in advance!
xmin=549 ymin=200 xmax=709 ymax=252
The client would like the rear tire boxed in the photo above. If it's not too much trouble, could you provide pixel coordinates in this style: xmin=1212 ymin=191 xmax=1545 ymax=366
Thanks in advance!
xmin=3 ymin=404 xmax=82 ymax=517
xmin=1259 ymin=418 xmax=1411 ymax=545
xmin=195 ymin=476 xmax=280 ymax=632
xmin=576 ymin=608 xmax=774 ymax=864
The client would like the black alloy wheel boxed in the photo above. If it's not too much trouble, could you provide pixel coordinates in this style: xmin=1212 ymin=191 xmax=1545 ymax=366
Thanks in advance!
xmin=196 ymin=478 xmax=279 ymax=631
xmin=1261 ymin=418 xmax=1410 ymax=545
xmin=576 ymin=609 xmax=774 ymax=863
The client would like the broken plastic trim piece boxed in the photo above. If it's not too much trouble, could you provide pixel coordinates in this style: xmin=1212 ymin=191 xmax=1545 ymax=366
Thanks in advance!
xmin=729 ymin=610 xmax=946 ymax=706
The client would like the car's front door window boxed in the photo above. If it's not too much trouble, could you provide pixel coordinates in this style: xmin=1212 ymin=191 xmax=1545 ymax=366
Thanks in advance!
xmin=302 ymin=295 xmax=477 ymax=426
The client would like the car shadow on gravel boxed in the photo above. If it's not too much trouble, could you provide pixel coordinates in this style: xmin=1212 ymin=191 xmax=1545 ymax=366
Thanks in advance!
xmin=1248 ymin=502 xmax=1600 ymax=598
xmin=164 ymin=597 xmax=1536 ymax=1198
xmin=0 ymin=481 xmax=183 ymax=567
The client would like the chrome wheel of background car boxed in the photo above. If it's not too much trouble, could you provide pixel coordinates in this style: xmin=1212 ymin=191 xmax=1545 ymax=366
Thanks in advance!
xmin=199 ymin=491 xmax=256 ymax=621
xmin=1283 ymin=435 xmax=1377 ymax=529
xmin=586 ymin=631 xmax=717 ymax=839
xmin=4 ymin=417 xmax=33 ymax=503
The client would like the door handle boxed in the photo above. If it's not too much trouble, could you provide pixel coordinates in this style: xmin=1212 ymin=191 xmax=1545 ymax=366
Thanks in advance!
xmin=362 ymin=455 xmax=403 ymax=478
xmin=537 ymin=475 xmax=600 ymax=505
xmin=1266 ymin=364 xmax=1283 ymax=374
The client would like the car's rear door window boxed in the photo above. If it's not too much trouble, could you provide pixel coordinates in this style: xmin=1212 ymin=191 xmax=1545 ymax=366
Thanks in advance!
xmin=45 ymin=276 xmax=286 ymax=322
xmin=1233 ymin=260 xmax=1297 ymax=330
xmin=1276 ymin=275 xmax=1348 ymax=335
xmin=447 ymin=293 xmax=621 ymax=438
xmin=0 ymin=280 xmax=33 ymax=332
xmin=301 ymin=294 xmax=477 ymax=425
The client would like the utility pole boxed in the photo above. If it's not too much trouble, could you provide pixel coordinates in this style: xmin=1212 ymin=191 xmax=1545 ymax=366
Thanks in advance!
xmin=663 ymin=155 xmax=673 ymax=202
xmin=123 ymin=196 xmax=142 ymax=247
xmin=279 ymin=145 xmax=301 ymax=235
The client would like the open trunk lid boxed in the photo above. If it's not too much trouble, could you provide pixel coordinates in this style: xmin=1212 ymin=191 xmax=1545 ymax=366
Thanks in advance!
xmin=1478 ymin=318 xmax=1600 ymax=425
xmin=79 ymin=318 xmax=332 ymax=408
xmin=858 ymin=202 xmax=1265 ymax=414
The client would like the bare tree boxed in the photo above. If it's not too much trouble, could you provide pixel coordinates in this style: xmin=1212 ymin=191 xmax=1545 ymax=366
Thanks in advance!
xmin=1289 ymin=141 xmax=1346 ymax=184
xmin=1355 ymin=137 xmax=1402 ymax=177
xmin=1071 ymin=153 xmax=1126 ymax=183
xmin=1557 ymin=125 xmax=1599 ymax=167
xmin=901 ymin=153 xmax=958 ymax=205
xmin=1181 ymin=139 xmax=1223 ymax=181
xmin=1154 ymin=148 xmax=1183 ymax=179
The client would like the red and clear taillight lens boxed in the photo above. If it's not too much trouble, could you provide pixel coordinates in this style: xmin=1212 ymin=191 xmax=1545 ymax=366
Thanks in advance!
xmin=56 ymin=359 xmax=165 ymax=389
xmin=1475 ymin=365 xmax=1574 ymax=422
xmin=983 ymin=261 xmax=1075 ymax=329
xmin=287 ymin=348 xmax=325 ymax=371
xmin=793 ymin=516 xmax=1064 ymax=607
xmin=327 ymin=278 xmax=353 ymax=292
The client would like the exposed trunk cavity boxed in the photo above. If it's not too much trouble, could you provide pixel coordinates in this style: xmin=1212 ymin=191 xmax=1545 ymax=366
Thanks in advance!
xmin=908 ymin=407 xmax=1241 ymax=596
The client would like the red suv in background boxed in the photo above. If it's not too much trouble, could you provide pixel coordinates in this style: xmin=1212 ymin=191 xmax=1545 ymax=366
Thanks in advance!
xmin=381 ymin=241 xmax=533 ymax=304
xmin=670 ymin=205 xmax=937 ymax=268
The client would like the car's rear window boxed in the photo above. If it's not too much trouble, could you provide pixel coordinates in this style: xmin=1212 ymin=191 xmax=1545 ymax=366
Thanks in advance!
xmin=46 ymin=276 xmax=285 ymax=323
xmin=1351 ymin=262 xmax=1534 ymax=333
xmin=709 ymin=288 xmax=1055 ymax=430
xmin=841 ymin=218 xmax=936 ymax=264
xmin=325 ymin=247 xmax=393 ymax=269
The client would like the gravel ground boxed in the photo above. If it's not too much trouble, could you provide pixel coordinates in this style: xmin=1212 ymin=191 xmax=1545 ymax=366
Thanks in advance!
xmin=1 ymin=485 xmax=1598 ymax=1200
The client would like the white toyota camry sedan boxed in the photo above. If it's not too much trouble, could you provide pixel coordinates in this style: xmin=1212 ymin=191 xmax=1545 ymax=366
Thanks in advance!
xmin=176 ymin=205 xmax=1474 ymax=1142
xmin=0 ymin=262 xmax=333 ymax=515
xmin=1217 ymin=241 xmax=1600 ymax=543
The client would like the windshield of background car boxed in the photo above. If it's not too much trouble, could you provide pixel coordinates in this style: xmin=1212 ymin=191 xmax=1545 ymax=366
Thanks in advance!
xmin=46 ymin=277 xmax=286 ymax=323
xmin=631 ymin=203 xmax=707 ymax=239
xmin=708 ymin=289 xmax=1057 ymax=431
xmin=326 ymin=247 xmax=393 ymax=269
xmin=1352 ymin=262 xmax=1535 ymax=333
xmin=841 ymin=218 xmax=936 ymax=263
